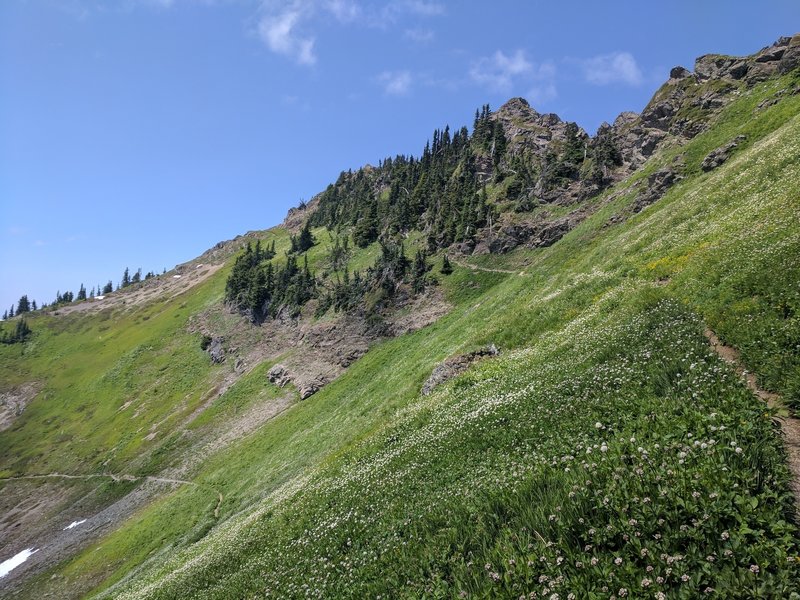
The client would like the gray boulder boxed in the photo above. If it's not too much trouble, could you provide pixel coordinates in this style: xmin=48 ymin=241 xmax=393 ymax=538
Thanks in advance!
xmin=422 ymin=345 xmax=500 ymax=396
xmin=701 ymin=135 xmax=746 ymax=172
xmin=208 ymin=337 xmax=225 ymax=364
xmin=268 ymin=364 xmax=291 ymax=388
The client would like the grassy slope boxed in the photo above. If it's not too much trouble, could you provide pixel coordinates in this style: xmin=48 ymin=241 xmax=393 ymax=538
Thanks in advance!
xmin=2 ymin=74 xmax=799 ymax=598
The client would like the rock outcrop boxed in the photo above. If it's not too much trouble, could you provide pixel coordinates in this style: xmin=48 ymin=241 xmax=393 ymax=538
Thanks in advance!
xmin=208 ymin=337 xmax=225 ymax=364
xmin=422 ymin=345 xmax=500 ymax=396
xmin=701 ymin=135 xmax=746 ymax=172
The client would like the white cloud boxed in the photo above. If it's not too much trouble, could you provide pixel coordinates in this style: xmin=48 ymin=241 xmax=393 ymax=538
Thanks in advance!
xmin=378 ymin=70 xmax=412 ymax=95
xmin=257 ymin=2 xmax=316 ymax=66
xmin=404 ymin=27 xmax=434 ymax=43
xmin=527 ymin=82 xmax=557 ymax=105
xmin=583 ymin=52 xmax=643 ymax=86
xmin=469 ymin=50 xmax=534 ymax=93
xmin=324 ymin=0 xmax=360 ymax=23
xmin=400 ymin=0 xmax=444 ymax=16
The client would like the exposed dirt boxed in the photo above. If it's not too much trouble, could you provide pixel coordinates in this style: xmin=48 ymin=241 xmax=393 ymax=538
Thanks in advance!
xmin=0 ymin=383 xmax=40 ymax=433
xmin=704 ymin=328 xmax=800 ymax=511
xmin=0 ymin=467 xmax=228 ymax=595
xmin=190 ymin=285 xmax=451 ymax=405
xmin=52 ymin=263 xmax=225 ymax=318
xmin=448 ymin=256 xmax=521 ymax=276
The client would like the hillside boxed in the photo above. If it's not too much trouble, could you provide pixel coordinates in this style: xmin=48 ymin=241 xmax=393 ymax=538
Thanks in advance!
xmin=1 ymin=34 xmax=800 ymax=599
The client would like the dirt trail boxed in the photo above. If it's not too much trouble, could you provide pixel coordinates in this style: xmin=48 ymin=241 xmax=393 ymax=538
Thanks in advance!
xmin=704 ymin=328 xmax=800 ymax=511
xmin=0 ymin=472 xmax=224 ymax=518
xmin=448 ymin=256 xmax=525 ymax=276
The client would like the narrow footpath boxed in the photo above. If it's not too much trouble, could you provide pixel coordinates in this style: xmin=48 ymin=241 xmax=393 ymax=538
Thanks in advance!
xmin=705 ymin=328 xmax=800 ymax=511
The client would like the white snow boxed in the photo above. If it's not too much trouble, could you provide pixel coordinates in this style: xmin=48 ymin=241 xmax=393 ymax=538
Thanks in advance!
xmin=0 ymin=548 xmax=38 ymax=578
xmin=63 ymin=519 xmax=87 ymax=530
xmin=95 ymin=295 xmax=105 ymax=300
xmin=172 ymin=275 xmax=182 ymax=279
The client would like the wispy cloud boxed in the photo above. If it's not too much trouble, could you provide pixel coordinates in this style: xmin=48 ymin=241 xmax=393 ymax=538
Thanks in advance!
xmin=399 ymin=0 xmax=444 ymax=16
xmin=527 ymin=82 xmax=557 ymax=105
xmin=404 ymin=27 xmax=434 ymax=43
xmin=470 ymin=50 xmax=532 ymax=93
xmin=378 ymin=70 xmax=412 ymax=95
xmin=258 ymin=2 xmax=316 ymax=66
xmin=324 ymin=0 xmax=360 ymax=23
xmin=582 ymin=51 xmax=643 ymax=86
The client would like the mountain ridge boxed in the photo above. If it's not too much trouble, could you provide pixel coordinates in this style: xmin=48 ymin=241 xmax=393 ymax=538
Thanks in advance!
xmin=1 ymin=33 xmax=799 ymax=599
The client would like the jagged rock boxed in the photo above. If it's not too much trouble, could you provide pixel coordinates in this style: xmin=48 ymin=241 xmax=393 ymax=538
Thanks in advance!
xmin=422 ymin=345 xmax=499 ymax=395
xmin=208 ymin=337 xmax=225 ymax=363
xmin=701 ymin=135 xmax=746 ymax=171
xmin=268 ymin=364 xmax=291 ymax=388
xmin=670 ymin=66 xmax=691 ymax=80
xmin=778 ymin=34 xmax=800 ymax=74
xmin=493 ymin=97 xmax=584 ymax=157
xmin=298 ymin=377 xmax=328 ymax=400
xmin=455 ymin=239 xmax=476 ymax=255
xmin=633 ymin=167 xmax=684 ymax=213
xmin=527 ymin=217 xmax=574 ymax=248
xmin=728 ymin=61 xmax=749 ymax=79
xmin=755 ymin=46 xmax=786 ymax=63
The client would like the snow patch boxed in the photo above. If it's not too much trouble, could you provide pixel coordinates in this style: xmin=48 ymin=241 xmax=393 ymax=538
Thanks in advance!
xmin=0 ymin=548 xmax=38 ymax=578
xmin=63 ymin=519 xmax=87 ymax=530
xmin=172 ymin=275 xmax=182 ymax=279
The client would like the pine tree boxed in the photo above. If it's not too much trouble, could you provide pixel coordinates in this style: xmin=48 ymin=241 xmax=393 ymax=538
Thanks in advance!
xmin=131 ymin=269 xmax=142 ymax=284
xmin=103 ymin=281 xmax=113 ymax=294
xmin=122 ymin=267 xmax=131 ymax=288
xmin=32 ymin=300 xmax=37 ymax=311
xmin=16 ymin=295 xmax=30 ymax=314
xmin=77 ymin=284 xmax=87 ymax=301
xmin=15 ymin=318 xmax=31 ymax=341
xmin=2 ymin=310 xmax=7 ymax=321
xmin=297 ymin=221 xmax=317 ymax=252
xmin=441 ymin=255 xmax=453 ymax=275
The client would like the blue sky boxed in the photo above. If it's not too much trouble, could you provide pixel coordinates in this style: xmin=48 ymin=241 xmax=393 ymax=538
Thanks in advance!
xmin=1 ymin=0 xmax=797 ymax=313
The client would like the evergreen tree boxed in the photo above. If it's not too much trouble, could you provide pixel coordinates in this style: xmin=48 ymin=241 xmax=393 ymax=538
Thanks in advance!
xmin=32 ymin=300 xmax=37 ymax=311
xmin=131 ymin=269 xmax=142 ymax=284
xmin=8 ymin=305 xmax=14 ymax=318
xmin=122 ymin=267 xmax=131 ymax=288
xmin=15 ymin=318 xmax=31 ymax=341
xmin=16 ymin=295 xmax=30 ymax=314
xmin=353 ymin=200 xmax=379 ymax=248
xmin=441 ymin=255 xmax=453 ymax=275
xmin=102 ymin=281 xmax=113 ymax=294
xmin=77 ymin=284 xmax=87 ymax=301
xmin=2 ymin=310 xmax=7 ymax=321
xmin=299 ymin=221 xmax=316 ymax=252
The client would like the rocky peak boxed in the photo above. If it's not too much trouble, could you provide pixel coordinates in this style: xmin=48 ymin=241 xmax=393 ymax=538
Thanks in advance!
xmin=496 ymin=96 xmax=537 ymax=120
xmin=493 ymin=97 xmax=580 ymax=157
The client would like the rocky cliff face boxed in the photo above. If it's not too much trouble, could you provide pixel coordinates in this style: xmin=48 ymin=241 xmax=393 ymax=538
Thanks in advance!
xmin=458 ymin=34 xmax=799 ymax=256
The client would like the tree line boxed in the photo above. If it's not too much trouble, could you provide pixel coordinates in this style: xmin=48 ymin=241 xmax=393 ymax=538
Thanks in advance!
xmin=4 ymin=266 xmax=165 ymax=322
xmin=308 ymin=103 xmax=622 ymax=252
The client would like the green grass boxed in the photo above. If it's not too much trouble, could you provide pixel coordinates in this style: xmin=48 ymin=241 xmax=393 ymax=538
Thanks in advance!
xmin=2 ymin=72 xmax=800 ymax=599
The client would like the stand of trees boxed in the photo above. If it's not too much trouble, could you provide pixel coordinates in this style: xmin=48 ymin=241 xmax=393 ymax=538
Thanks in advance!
xmin=0 ymin=318 xmax=31 ymax=344
xmin=225 ymin=240 xmax=318 ymax=322
xmin=309 ymin=103 xmax=621 ymax=253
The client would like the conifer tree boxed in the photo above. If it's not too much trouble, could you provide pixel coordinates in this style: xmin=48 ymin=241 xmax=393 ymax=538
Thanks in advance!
xmin=122 ymin=267 xmax=131 ymax=288
xmin=77 ymin=284 xmax=87 ymax=301
xmin=441 ymin=255 xmax=453 ymax=275
xmin=16 ymin=295 xmax=30 ymax=314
